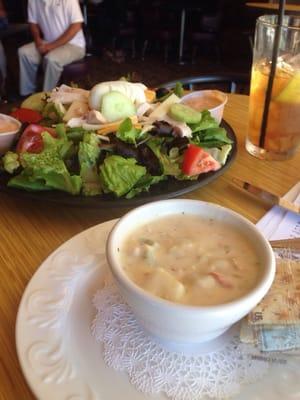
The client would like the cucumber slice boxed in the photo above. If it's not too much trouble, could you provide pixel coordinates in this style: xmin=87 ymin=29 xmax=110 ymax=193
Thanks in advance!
xmin=168 ymin=103 xmax=202 ymax=124
xmin=101 ymin=91 xmax=136 ymax=123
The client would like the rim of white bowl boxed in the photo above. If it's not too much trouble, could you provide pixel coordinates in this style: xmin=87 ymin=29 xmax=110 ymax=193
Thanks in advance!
xmin=106 ymin=199 xmax=276 ymax=313
xmin=181 ymin=90 xmax=228 ymax=113
xmin=0 ymin=113 xmax=22 ymax=136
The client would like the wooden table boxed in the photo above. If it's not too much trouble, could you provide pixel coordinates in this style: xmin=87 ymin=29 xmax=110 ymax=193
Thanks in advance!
xmin=1 ymin=94 xmax=300 ymax=399
xmin=246 ymin=2 xmax=300 ymax=12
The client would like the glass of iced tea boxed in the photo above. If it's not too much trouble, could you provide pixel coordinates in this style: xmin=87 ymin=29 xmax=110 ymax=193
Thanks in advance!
xmin=246 ymin=15 xmax=300 ymax=160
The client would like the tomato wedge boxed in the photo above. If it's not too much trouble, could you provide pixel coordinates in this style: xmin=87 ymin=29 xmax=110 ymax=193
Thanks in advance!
xmin=11 ymin=108 xmax=43 ymax=124
xmin=16 ymin=124 xmax=56 ymax=154
xmin=182 ymin=144 xmax=221 ymax=176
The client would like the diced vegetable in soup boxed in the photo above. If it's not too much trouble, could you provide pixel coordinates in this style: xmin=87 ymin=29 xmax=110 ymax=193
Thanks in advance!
xmin=121 ymin=214 xmax=261 ymax=306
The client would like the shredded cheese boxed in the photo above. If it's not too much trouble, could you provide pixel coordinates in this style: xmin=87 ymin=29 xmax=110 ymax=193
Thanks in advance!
xmin=96 ymin=116 xmax=140 ymax=135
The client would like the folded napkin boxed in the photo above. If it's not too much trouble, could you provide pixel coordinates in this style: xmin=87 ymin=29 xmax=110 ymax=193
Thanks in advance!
xmin=240 ymin=182 xmax=300 ymax=352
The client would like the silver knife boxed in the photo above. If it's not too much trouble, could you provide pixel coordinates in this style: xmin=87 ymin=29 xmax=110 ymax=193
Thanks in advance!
xmin=269 ymin=238 xmax=300 ymax=250
xmin=232 ymin=178 xmax=300 ymax=214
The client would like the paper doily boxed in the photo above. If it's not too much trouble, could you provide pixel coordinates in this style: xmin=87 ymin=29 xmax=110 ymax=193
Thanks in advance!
xmin=92 ymin=283 xmax=269 ymax=400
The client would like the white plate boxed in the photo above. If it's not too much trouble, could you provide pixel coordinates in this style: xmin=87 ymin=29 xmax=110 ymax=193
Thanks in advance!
xmin=16 ymin=220 xmax=300 ymax=400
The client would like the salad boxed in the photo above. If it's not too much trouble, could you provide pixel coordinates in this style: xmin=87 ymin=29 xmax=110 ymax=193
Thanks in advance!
xmin=0 ymin=80 xmax=234 ymax=199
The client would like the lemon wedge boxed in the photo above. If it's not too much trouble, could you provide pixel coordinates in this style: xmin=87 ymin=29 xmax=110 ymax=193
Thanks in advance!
xmin=275 ymin=72 xmax=300 ymax=103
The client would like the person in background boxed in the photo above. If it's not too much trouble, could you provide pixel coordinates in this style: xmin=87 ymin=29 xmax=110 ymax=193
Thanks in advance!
xmin=18 ymin=0 xmax=86 ymax=96
xmin=0 ymin=0 xmax=8 ymax=95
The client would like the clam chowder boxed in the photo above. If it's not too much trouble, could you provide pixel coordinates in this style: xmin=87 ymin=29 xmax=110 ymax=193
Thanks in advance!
xmin=120 ymin=214 xmax=261 ymax=306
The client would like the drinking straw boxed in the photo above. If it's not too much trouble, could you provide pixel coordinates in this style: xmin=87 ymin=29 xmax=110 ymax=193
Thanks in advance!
xmin=259 ymin=0 xmax=286 ymax=148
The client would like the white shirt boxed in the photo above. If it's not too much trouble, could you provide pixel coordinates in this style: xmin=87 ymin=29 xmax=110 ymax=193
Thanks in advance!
xmin=28 ymin=0 xmax=86 ymax=49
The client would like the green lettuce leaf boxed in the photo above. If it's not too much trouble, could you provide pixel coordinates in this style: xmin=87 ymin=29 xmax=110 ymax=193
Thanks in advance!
xmin=157 ymin=82 xmax=184 ymax=102
xmin=78 ymin=132 xmax=101 ymax=196
xmin=116 ymin=118 xmax=142 ymax=145
xmin=126 ymin=174 xmax=166 ymax=199
xmin=174 ymin=82 xmax=184 ymax=98
xmin=66 ymin=127 xmax=85 ymax=142
xmin=13 ymin=131 xmax=82 ymax=194
xmin=55 ymin=123 xmax=68 ymax=141
xmin=192 ymin=127 xmax=233 ymax=148
xmin=99 ymin=155 xmax=146 ymax=197
xmin=2 ymin=151 xmax=20 ymax=174
xmin=42 ymin=101 xmax=65 ymax=123
xmin=8 ymin=171 xmax=51 ymax=191
xmin=37 ymin=126 xmax=74 ymax=160
xmin=147 ymin=138 xmax=182 ymax=177
xmin=190 ymin=110 xmax=219 ymax=132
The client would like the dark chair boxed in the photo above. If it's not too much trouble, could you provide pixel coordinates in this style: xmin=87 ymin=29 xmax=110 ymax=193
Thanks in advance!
xmin=139 ymin=3 xmax=179 ymax=63
xmin=0 ymin=70 xmax=3 ymax=100
xmin=0 ymin=23 xmax=29 ymax=40
xmin=111 ymin=8 xmax=138 ymax=59
xmin=158 ymin=74 xmax=250 ymax=94
xmin=188 ymin=0 xmax=225 ymax=64
xmin=60 ymin=58 xmax=89 ymax=86
xmin=0 ymin=41 xmax=5 ymax=97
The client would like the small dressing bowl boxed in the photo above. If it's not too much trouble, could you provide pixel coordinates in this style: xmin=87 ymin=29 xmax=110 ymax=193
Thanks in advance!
xmin=181 ymin=90 xmax=228 ymax=124
xmin=0 ymin=114 xmax=22 ymax=154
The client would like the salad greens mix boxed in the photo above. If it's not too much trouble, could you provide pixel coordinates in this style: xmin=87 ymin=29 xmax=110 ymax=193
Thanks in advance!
xmin=1 ymin=83 xmax=234 ymax=199
xmin=1 ymin=116 xmax=233 ymax=199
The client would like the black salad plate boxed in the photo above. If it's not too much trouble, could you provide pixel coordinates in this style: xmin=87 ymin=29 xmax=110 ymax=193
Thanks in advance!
xmin=0 ymin=120 xmax=237 ymax=208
